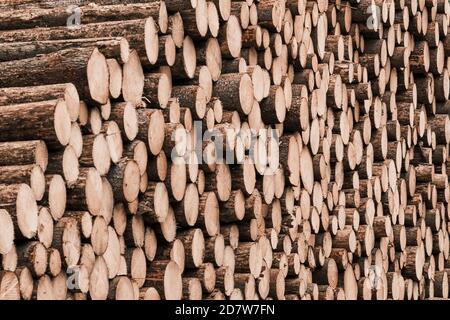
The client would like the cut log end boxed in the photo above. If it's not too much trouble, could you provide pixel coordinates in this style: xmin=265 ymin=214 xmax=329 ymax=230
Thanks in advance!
xmin=122 ymin=160 xmax=141 ymax=203
xmin=54 ymin=100 xmax=72 ymax=147
xmin=16 ymin=184 xmax=39 ymax=239
xmin=240 ymin=74 xmax=254 ymax=115
xmin=0 ymin=209 xmax=14 ymax=255
xmin=145 ymin=17 xmax=159 ymax=65
xmin=183 ymin=36 xmax=197 ymax=79
xmin=164 ymin=261 xmax=183 ymax=300
xmin=226 ymin=15 xmax=243 ymax=58
xmin=87 ymin=48 xmax=109 ymax=105
xmin=147 ymin=110 xmax=165 ymax=156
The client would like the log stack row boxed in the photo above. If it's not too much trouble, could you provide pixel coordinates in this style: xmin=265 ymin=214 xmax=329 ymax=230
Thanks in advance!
xmin=0 ymin=0 xmax=450 ymax=300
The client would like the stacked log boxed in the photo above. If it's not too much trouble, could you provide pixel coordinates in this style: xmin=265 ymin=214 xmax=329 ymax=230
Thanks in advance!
xmin=0 ymin=0 xmax=450 ymax=301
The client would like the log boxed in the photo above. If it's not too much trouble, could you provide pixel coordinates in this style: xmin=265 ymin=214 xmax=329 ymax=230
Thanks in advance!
xmin=0 ymin=140 xmax=48 ymax=171
xmin=0 ymin=100 xmax=72 ymax=149
xmin=0 ymin=48 xmax=109 ymax=105
xmin=0 ymin=2 xmax=167 ymax=30
xmin=0 ymin=209 xmax=14 ymax=255
xmin=213 ymin=73 xmax=254 ymax=115
xmin=138 ymin=182 xmax=170 ymax=224
xmin=136 ymin=108 xmax=165 ymax=156
xmin=0 ymin=184 xmax=38 ymax=239
xmin=107 ymin=158 xmax=140 ymax=203
xmin=16 ymin=241 xmax=48 ymax=277
xmin=53 ymin=217 xmax=81 ymax=268
xmin=0 ymin=37 xmax=130 ymax=64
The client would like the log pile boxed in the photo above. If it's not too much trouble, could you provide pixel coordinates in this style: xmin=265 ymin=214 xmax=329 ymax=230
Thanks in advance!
xmin=0 ymin=0 xmax=450 ymax=300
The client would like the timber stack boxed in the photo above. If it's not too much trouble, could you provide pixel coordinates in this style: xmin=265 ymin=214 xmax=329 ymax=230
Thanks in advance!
xmin=0 ymin=0 xmax=450 ymax=300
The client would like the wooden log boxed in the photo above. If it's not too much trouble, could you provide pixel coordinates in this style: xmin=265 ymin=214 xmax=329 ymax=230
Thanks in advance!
xmin=0 ymin=48 xmax=109 ymax=105
xmin=213 ymin=73 xmax=254 ymax=115
xmin=108 ymin=158 xmax=140 ymax=203
xmin=0 ymin=209 xmax=14 ymax=255
xmin=171 ymin=36 xmax=197 ymax=79
xmin=0 ymin=165 xmax=45 ymax=202
xmin=16 ymin=241 xmax=48 ymax=278
xmin=0 ymin=271 xmax=21 ymax=300
xmin=0 ymin=2 xmax=167 ymax=30
xmin=0 ymin=83 xmax=79 ymax=122
xmin=136 ymin=108 xmax=165 ymax=156
xmin=0 ymin=184 xmax=38 ymax=239
xmin=217 ymin=15 xmax=242 ymax=58
xmin=0 ymin=140 xmax=48 ymax=171
xmin=0 ymin=100 xmax=71 ymax=149
xmin=53 ymin=217 xmax=81 ymax=268
xmin=0 ymin=37 xmax=130 ymax=65
xmin=177 ymin=228 xmax=205 ymax=269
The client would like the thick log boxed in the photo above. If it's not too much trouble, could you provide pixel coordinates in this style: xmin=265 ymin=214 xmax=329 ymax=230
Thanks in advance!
xmin=0 ymin=100 xmax=71 ymax=149
xmin=0 ymin=48 xmax=109 ymax=105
